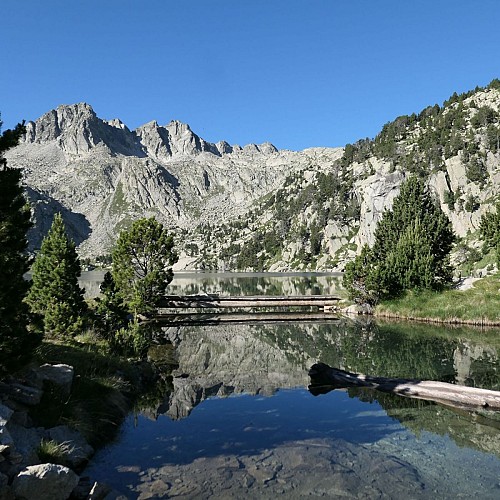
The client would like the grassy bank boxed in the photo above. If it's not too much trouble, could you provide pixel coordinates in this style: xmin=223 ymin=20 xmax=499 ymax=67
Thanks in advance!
xmin=28 ymin=334 xmax=173 ymax=450
xmin=375 ymin=274 xmax=500 ymax=326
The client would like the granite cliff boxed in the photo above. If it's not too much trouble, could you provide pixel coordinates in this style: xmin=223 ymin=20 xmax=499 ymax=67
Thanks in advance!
xmin=5 ymin=80 xmax=500 ymax=272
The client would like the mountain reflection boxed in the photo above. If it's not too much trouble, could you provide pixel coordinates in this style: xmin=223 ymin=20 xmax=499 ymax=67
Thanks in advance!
xmin=143 ymin=315 xmax=500 ymax=458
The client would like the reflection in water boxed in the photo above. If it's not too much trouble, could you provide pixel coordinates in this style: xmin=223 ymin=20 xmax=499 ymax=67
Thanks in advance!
xmin=79 ymin=270 xmax=344 ymax=298
xmin=84 ymin=274 xmax=500 ymax=499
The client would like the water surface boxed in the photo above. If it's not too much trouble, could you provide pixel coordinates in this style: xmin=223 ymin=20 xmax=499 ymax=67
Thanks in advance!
xmin=84 ymin=273 xmax=500 ymax=499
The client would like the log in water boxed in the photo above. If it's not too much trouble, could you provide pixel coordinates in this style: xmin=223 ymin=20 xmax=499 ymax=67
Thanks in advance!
xmin=308 ymin=362 xmax=500 ymax=411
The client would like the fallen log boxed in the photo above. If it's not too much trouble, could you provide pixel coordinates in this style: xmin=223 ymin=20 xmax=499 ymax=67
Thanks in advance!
xmin=308 ymin=362 xmax=500 ymax=411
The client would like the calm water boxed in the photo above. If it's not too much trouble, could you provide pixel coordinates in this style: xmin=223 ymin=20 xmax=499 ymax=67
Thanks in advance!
xmin=84 ymin=273 xmax=500 ymax=499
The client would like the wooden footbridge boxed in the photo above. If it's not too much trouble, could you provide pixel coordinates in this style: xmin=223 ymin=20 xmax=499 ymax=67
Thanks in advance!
xmin=158 ymin=293 xmax=340 ymax=310
xmin=156 ymin=293 xmax=341 ymax=325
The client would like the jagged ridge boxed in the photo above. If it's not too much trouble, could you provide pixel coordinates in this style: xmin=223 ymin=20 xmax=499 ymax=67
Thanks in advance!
xmin=6 ymin=81 xmax=500 ymax=273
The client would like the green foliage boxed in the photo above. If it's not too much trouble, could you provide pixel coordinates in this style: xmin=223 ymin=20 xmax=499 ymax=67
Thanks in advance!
xmin=376 ymin=274 xmax=500 ymax=323
xmin=93 ymin=271 xmax=129 ymax=334
xmin=343 ymin=245 xmax=380 ymax=305
xmin=0 ymin=119 xmax=40 ymax=367
xmin=464 ymin=194 xmax=480 ymax=212
xmin=112 ymin=321 xmax=152 ymax=358
xmin=36 ymin=439 xmax=73 ymax=466
xmin=26 ymin=213 xmax=86 ymax=338
xmin=465 ymin=156 xmax=488 ymax=186
xmin=344 ymin=176 xmax=455 ymax=302
xmin=338 ymin=81 xmax=500 ymax=184
xmin=382 ymin=220 xmax=434 ymax=295
xmin=480 ymin=203 xmax=500 ymax=268
xmin=111 ymin=217 xmax=178 ymax=318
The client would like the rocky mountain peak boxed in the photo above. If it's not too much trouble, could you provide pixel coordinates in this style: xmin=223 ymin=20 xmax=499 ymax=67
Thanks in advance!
xmin=23 ymin=102 xmax=140 ymax=156
xmin=135 ymin=118 xmax=221 ymax=158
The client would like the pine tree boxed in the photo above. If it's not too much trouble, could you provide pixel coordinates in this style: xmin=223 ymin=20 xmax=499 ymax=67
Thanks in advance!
xmin=0 ymin=119 xmax=36 ymax=366
xmin=344 ymin=176 xmax=455 ymax=302
xmin=343 ymin=245 xmax=380 ymax=305
xmin=479 ymin=202 xmax=500 ymax=269
xmin=25 ymin=213 xmax=86 ymax=337
xmin=372 ymin=175 xmax=455 ymax=292
xmin=111 ymin=217 xmax=178 ymax=318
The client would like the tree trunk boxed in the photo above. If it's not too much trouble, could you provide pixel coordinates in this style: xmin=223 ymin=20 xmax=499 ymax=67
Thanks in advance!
xmin=309 ymin=363 xmax=500 ymax=411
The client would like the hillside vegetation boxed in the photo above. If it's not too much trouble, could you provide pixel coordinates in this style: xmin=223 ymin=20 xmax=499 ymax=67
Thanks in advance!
xmin=195 ymin=79 xmax=500 ymax=273
xmin=6 ymin=80 xmax=500 ymax=274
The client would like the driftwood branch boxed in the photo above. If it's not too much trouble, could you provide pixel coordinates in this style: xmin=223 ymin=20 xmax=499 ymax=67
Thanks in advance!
xmin=308 ymin=362 xmax=500 ymax=411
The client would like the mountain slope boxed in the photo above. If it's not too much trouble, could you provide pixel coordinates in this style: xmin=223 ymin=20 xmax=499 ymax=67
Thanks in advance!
xmin=196 ymin=81 xmax=500 ymax=272
xmin=6 ymin=80 xmax=500 ymax=273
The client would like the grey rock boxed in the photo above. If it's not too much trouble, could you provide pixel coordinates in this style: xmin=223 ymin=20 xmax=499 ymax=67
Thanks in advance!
xmin=37 ymin=363 xmax=74 ymax=396
xmin=47 ymin=425 xmax=94 ymax=468
xmin=12 ymin=463 xmax=80 ymax=500
xmin=0 ymin=404 xmax=13 ymax=423
xmin=89 ymin=481 xmax=112 ymax=499
xmin=0 ymin=471 xmax=7 ymax=487
xmin=9 ymin=410 xmax=31 ymax=427
xmin=0 ymin=480 xmax=14 ymax=500
xmin=0 ymin=420 xmax=14 ymax=447
xmin=3 ymin=383 xmax=43 ymax=406
xmin=6 ymin=424 xmax=44 ymax=465
xmin=343 ymin=303 xmax=374 ymax=315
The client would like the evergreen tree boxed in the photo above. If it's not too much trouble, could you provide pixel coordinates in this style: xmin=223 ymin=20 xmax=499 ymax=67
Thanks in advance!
xmin=111 ymin=217 xmax=178 ymax=318
xmin=343 ymin=245 xmax=380 ymax=305
xmin=344 ymin=176 xmax=455 ymax=302
xmin=26 ymin=213 xmax=86 ymax=337
xmin=93 ymin=271 xmax=128 ymax=333
xmin=371 ymin=176 xmax=455 ymax=292
xmin=479 ymin=203 xmax=500 ymax=269
xmin=0 ymin=119 xmax=37 ymax=366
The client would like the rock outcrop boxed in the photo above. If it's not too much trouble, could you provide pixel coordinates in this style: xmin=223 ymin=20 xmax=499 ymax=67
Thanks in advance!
xmin=6 ymin=84 xmax=500 ymax=271
xmin=12 ymin=463 xmax=80 ymax=500
xmin=0 ymin=364 xmax=95 ymax=499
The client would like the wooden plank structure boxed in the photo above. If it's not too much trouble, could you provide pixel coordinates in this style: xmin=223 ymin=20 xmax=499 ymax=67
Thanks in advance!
xmin=155 ymin=311 xmax=341 ymax=326
xmin=158 ymin=294 xmax=340 ymax=311
xmin=309 ymin=362 xmax=500 ymax=411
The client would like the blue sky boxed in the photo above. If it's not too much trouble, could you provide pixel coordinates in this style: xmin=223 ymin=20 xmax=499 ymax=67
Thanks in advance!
xmin=2 ymin=1 xmax=500 ymax=151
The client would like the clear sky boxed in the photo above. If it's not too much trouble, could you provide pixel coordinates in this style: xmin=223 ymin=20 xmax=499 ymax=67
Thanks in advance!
xmin=2 ymin=1 xmax=500 ymax=151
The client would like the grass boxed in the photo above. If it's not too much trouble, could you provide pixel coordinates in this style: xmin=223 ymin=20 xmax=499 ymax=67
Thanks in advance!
xmin=376 ymin=274 xmax=500 ymax=325
xmin=30 ymin=338 xmax=139 ymax=447
xmin=37 ymin=439 xmax=74 ymax=466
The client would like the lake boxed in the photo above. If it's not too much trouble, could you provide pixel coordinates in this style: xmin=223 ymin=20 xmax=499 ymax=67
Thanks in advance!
xmin=84 ymin=273 xmax=500 ymax=499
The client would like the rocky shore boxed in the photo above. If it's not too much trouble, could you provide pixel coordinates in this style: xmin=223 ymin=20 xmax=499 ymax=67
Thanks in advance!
xmin=0 ymin=362 xmax=131 ymax=499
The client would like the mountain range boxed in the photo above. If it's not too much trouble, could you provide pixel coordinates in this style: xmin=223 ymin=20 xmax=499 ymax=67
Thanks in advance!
xmin=5 ymin=80 xmax=500 ymax=272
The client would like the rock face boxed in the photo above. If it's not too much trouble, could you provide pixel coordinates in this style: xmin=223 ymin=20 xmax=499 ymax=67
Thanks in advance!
xmin=6 ymin=85 xmax=500 ymax=271
xmin=8 ymin=102 xmax=326 ymax=260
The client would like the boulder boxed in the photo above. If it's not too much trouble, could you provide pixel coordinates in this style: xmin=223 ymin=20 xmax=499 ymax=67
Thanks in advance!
xmin=47 ymin=425 xmax=94 ymax=468
xmin=2 ymin=382 xmax=43 ymax=406
xmin=12 ymin=463 xmax=79 ymax=500
xmin=0 ymin=404 xmax=14 ymax=423
xmin=6 ymin=423 xmax=44 ymax=465
xmin=0 ymin=419 xmax=14 ymax=447
xmin=0 ymin=471 xmax=13 ymax=499
xmin=343 ymin=303 xmax=373 ymax=315
xmin=37 ymin=364 xmax=74 ymax=396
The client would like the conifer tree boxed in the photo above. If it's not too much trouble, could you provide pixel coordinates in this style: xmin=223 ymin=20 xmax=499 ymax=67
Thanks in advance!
xmin=0 ymin=119 xmax=36 ymax=365
xmin=111 ymin=217 xmax=178 ymax=319
xmin=479 ymin=202 xmax=500 ymax=269
xmin=26 ymin=213 xmax=86 ymax=337
xmin=344 ymin=176 xmax=455 ymax=302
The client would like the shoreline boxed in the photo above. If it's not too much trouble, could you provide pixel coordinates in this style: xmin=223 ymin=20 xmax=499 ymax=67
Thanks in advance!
xmin=374 ymin=311 xmax=500 ymax=328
